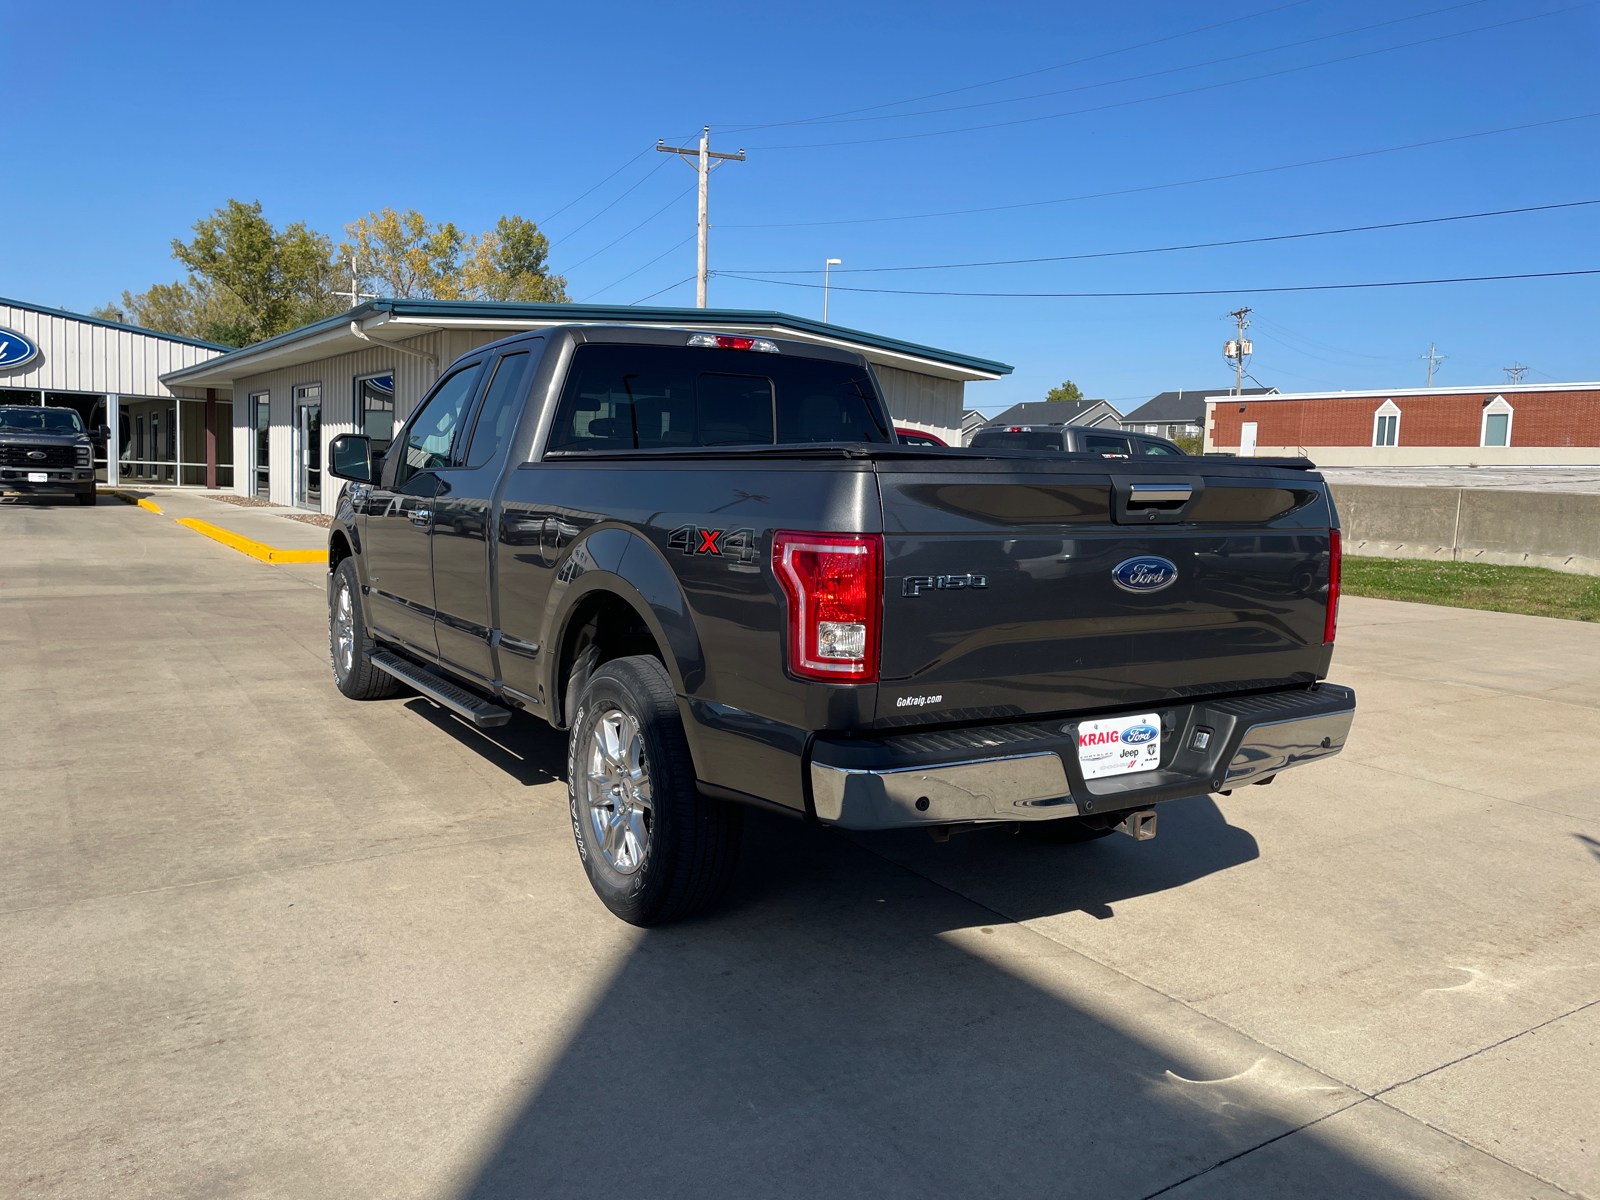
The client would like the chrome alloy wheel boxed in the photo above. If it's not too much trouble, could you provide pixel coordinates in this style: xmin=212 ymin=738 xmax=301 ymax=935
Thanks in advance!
xmin=584 ymin=708 xmax=654 ymax=875
xmin=334 ymin=581 xmax=355 ymax=675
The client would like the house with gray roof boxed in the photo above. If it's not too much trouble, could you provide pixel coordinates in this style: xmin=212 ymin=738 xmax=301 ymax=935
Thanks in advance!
xmin=983 ymin=397 xmax=1124 ymax=432
xmin=1121 ymin=386 xmax=1276 ymax=441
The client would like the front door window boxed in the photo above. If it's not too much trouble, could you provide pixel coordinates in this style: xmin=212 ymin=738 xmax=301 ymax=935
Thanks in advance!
xmin=295 ymin=384 xmax=322 ymax=509
xmin=254 ymin=395 xmax=270 ymax=497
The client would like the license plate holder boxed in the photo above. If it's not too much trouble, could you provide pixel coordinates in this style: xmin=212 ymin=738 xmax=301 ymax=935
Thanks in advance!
xmin=27 ymin=472 xmax=48 ymax=483
xmin=1077 ymin=712 xmax=1162 ymax=779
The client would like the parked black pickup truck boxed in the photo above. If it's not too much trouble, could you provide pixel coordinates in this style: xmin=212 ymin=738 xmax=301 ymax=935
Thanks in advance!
xmin=325 ymin=326 xmax=1354 ymax=924
xmin=0 ymin=405 xmax=105 ymax=505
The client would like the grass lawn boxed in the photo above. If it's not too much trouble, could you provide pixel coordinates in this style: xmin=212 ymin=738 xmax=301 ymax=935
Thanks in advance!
xmin=1343 ymin=556 xmax=1600 ymax=622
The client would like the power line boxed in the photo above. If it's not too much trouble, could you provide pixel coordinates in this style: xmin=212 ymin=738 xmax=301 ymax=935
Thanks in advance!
xmin=723 ymin=200 xmax=1600 ymax=275
xmin=739 ymin=0 xmax=1499 ymax=132
xmin=719 ymin=112 xmax=1600 ymax=229
xmin=548 ymin=155 xmax=673 ymax=245
xmin=557 ymin=182 xmax=698 ymax=274
xmin=581 ymin=234 xmax=697 ymax=302
xmin=632 ymin=275 xmax=698 ymax=305
xmin=745 ymin=4 xmax=1592 ymax=149
xmin=715 ymin=0 xmax=1315 ymax=133
xmin=715 ymin=267 xmax=1600 ymax=299
xmin=538 ymin=145 xmax=653 ymax=227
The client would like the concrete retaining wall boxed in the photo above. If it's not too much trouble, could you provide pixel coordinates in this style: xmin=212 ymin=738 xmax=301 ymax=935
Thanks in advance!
xmin=1329 ymin=483 xmax=1600 ymax=576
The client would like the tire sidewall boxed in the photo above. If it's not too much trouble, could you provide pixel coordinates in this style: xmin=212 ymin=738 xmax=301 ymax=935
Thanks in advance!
xmin=329 ymin=560 xmax=364 ymax=695
xmin=567 ymin=664 xmax=678 ymax=920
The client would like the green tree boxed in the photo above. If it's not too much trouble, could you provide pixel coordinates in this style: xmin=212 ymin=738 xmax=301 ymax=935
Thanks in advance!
xmin=1045 ymin=380 xmax=1083 ymax=404
xmin=341 ymin=209 xmax=568 ymax=303
xmin=462 ymin=216 xmax=569 ymax=302
xmin=340 ymin=208 xmax=466 ymax=300
xmin=105 ymin=199 xmax=340 ymax=347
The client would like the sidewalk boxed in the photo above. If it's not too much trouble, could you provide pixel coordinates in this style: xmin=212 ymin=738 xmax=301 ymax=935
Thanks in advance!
xmin=101 ymin=487 xmax=330 ymax=559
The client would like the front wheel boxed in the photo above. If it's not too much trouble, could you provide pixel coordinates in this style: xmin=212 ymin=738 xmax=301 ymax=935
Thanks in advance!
xmin=568 ymin=655 xmax=742 ymax=925
xmin=75 ymin=491 xmax=97 ymax=506
xmin=329 ymin=559 xmax=400 ymax=700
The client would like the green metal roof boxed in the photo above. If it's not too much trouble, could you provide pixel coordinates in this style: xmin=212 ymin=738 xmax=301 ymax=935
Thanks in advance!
xmin=160 ymin=298 xmax=1012 ymax=385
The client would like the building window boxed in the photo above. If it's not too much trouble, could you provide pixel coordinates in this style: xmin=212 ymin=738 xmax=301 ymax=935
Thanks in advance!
xmin=1372 ymin=400 xmax=1401 ymax=447
xmin=1481 ymin=395 xmax=1513 ymax=447
xmin=251 ymin=393 xmax=270 ymax=497
xmin=356 ymin=373 xmax=396 ymax=451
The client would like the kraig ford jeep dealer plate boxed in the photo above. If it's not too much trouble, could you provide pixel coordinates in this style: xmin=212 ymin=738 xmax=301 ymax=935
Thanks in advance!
xmin=1076 ymin=713 xmax=1161 ymax=779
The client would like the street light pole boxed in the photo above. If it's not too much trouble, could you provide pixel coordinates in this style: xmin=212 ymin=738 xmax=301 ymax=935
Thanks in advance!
xmin=824 ymin=258 xmax=841 ymax=323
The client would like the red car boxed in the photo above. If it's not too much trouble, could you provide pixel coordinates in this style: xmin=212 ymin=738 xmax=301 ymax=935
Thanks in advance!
xmin=895 ymin=427 xmax=948 ymax=447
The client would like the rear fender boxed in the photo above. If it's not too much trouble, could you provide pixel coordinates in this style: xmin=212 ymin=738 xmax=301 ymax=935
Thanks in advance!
xmin=542 ymin=527 xmax=707 ymax=725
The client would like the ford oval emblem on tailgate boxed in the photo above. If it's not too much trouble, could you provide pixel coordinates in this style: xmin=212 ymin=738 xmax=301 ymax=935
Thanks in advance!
xmin=1112 ymin=556 xmax=1178 ymax=593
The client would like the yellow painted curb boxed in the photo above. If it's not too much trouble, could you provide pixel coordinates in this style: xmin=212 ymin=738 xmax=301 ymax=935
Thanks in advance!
xmin=100 ymin=489 xmax=163 ymax=513
xmin=174 ymin=518 xmax=328 ymax=565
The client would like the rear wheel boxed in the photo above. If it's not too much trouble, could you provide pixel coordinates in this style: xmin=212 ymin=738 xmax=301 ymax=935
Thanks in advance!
xmin=568 ymin=655 xmax=742 ymax=925
xmin=1022 ymin=816 xmax=1116 ymax=844
xmin=329 ymin=559 xmax=400 ymax=700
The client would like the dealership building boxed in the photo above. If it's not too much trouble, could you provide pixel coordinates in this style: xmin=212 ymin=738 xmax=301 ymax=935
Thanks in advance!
xmin=0 ymin=296 xmax=232 ymax=485
xmin=159 ymin=299 xmax=1012 ymax=513
xmin=1206 ymin=382 xmax=1600 ymax=464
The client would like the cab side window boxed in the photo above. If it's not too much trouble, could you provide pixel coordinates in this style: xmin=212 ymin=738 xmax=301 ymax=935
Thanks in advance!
xmin=463 ymin=351 xmax=533 ymax=467
xmin=395 ymin=363 xmax=482 ymax=486
xmin=1081 ymin=433 xmax=1132 ymax=458
xmin=1142 ymin=440 xmax=1183 ymax=456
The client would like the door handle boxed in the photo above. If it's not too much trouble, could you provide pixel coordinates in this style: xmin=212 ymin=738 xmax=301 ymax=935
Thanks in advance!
xmin=411 ymin=508 xmax=433 ymax=526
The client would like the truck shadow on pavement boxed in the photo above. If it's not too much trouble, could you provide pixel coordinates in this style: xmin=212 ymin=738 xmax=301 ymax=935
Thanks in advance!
xmin=454 ymin=811 xmax=1440 ymax=1200
xmin=402 ymin=701 xmax=568 ymax=787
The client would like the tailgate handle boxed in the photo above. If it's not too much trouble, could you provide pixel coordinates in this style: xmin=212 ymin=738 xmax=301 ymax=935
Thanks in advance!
xmin=1128 ymin=484 xmax=1193 ymax=506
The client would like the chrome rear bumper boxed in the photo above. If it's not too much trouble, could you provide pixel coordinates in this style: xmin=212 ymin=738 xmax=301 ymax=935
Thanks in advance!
xmin=810 ymin=686 xmax=1355 ymax=831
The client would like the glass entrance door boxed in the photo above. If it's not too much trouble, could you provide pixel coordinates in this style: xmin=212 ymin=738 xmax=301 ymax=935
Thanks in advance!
xmin=294 ymin=385 xmax=322 ymax=509
xmin=253 ymin=395 xmax=270 ymax=497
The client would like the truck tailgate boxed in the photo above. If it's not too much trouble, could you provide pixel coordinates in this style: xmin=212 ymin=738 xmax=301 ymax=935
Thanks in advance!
xmin=874 ymin=456 xmax=1335 ymax=726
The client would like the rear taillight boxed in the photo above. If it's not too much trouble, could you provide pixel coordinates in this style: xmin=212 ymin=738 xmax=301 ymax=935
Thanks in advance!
xmin=772 ymin=532 xmax=881 ymax=682
xmin=1324 ymin=527 xmax=1342 ymax=645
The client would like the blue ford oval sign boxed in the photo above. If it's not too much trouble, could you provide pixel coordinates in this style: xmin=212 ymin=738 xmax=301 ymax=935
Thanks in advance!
xmin=1112 ymin=556 xmax=1178 ymax=594
xmin=1123 ymin=723 xmax=1159 ymax=745
xmin=0 ymin=327 xmax=40 ymax=371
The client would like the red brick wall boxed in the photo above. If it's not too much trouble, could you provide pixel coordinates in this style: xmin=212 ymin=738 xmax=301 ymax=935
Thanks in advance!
xmin=1209 ymin=390 xmax=1600 ymax=448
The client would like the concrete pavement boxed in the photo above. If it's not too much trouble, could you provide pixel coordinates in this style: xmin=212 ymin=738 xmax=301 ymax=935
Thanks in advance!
xmin=1 ymin=497 xmax=1595 ymax=1198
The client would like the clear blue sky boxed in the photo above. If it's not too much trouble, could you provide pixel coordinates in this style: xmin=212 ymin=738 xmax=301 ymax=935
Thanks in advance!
xmin=3 ymin=0 xmax=1596 ymax=412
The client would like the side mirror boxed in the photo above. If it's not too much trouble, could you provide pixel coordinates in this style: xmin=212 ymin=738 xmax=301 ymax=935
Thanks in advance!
xmin=328 ymin=433 xmax=374 ymax=483
xmin=92 ymin=425 xmax=110 ymax=446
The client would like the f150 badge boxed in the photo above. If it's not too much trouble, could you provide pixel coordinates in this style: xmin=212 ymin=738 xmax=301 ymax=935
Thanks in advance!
xmin=1112 ymin=556 xmax=1178 ymax=594
xmin=902 ymin=573 xmax=988 ymax=597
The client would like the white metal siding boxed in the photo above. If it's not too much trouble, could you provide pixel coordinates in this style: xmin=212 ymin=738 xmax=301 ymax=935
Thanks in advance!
xmin=0 ymin=304 xmax=224 ymax=398
xmin=874 ymin=365 xmax=963 ymax=443
xmin=230 ymin=329 xmax=509 ymax=511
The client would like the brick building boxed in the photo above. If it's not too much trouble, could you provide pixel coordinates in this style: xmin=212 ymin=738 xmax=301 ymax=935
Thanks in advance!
xmin=1205 ymin=382 xmax=1600 ymax=465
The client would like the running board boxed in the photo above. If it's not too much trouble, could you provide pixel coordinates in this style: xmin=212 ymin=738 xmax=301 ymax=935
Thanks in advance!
xmin=367 ymin=650 xmax=512 ymax=728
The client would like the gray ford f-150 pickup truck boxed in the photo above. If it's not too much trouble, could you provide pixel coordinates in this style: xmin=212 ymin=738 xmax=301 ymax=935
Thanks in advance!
xmin=324 ymin=325 xmax=1355 ymax=924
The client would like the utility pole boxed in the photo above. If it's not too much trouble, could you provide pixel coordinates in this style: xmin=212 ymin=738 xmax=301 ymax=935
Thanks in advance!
xmin=823 ymin=258 xmax=842 ymax=323
xmin=1421 ymin=343 xmax=1447 ymax=387
xmin=658 ymin=127 xmax=746 ymax=308
xmin=335 ymin=255 xmax=377 ymax=308
xmin=1223 ymin=307 xmax=1253 ymax=395
xmin=1503 ymin=362 xmax=1530 ymax=385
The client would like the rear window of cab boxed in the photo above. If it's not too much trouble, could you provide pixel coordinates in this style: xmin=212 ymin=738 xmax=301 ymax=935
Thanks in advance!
xmin=547 ymin=344 xmax=890 ymax=451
